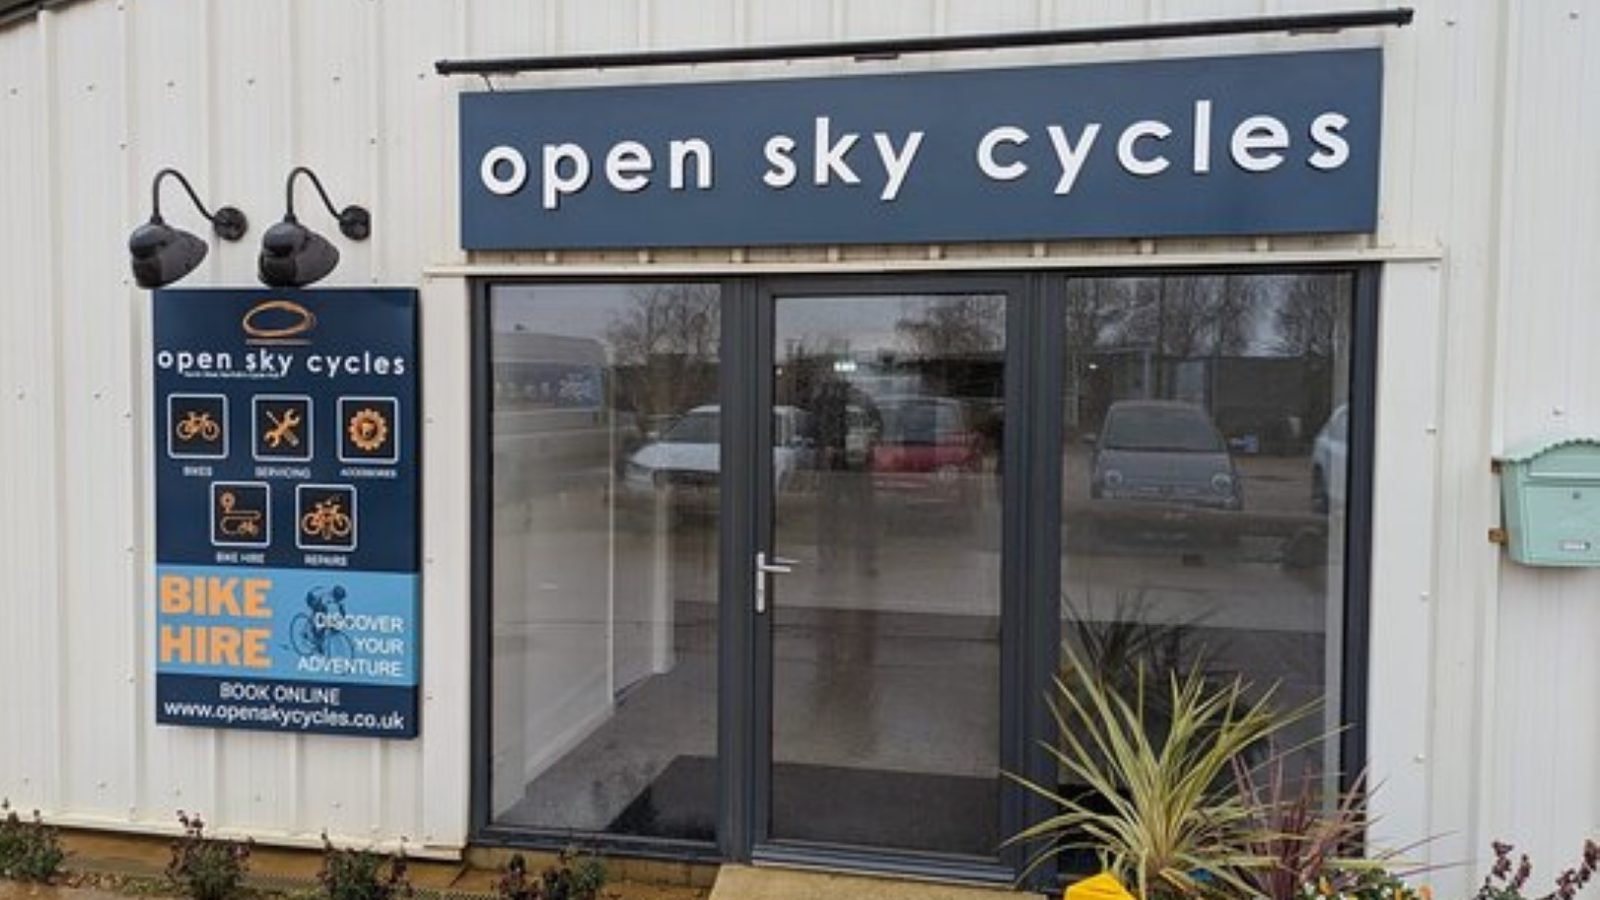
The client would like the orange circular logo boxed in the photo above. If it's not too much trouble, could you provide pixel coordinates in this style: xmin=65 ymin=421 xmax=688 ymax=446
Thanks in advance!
xmin=242 ymin=299 xmax=317 ymax=342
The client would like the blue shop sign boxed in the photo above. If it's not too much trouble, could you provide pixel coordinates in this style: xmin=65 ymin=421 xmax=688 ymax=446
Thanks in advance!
xmin=459 ymin=49 xmax=1381 ymax=250
xmin=152 ymin=288 xmax=421 ymax=739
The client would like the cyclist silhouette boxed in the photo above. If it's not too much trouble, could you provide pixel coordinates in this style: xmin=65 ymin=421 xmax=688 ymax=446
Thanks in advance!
xmin=290 ymin=585 xmax=352 ymax=657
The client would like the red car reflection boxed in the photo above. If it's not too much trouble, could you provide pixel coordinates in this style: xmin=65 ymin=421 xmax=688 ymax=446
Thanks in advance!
xmin=869 ymin=396 xmax=984 ymax=501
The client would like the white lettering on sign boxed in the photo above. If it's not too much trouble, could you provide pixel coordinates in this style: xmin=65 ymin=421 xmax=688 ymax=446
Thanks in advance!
xmin=604 ymin=141 xmax=653 ymax=192
xmin=977 ymin=126 xmax=1028 ymax=181
xmin=542 ymin=143 xmax=591 ymax=210
xmin=480 ymin=145 xmax=527 ymax=196
xmin=1116 ymin=119 xmax=1172 ymax=177
xmin=813 ymin=117 xmax=861 ymax=186
xmin=1231 ymin=115 xmax=1290 ymax=172
xmin=155 ymin=347 xmax=408 ymax=380
xmin=763 ymin=134 xmax=798 ymax=188
xmin=475 ymin=101 xmax=1361 ymax=206
xmin=1046 ymin=124 xmax=1102 ymax=195
xmin=1308 ymin=112 xmax=1351 ymax=171
xmin=668 ymin=139 xmax=713 ymax=190
xmin=481 ymin=137 xmax=720 ymax=206
xmin=873 ymin=131 xmax=924 ymax=202
xmin=1192 ymin=100 xmax=1212 ymax=173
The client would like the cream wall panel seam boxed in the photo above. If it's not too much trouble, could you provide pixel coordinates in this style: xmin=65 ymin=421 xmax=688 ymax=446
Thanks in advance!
xmin=40 ymin=3 xmax=69 ymax=818
xmin=119 ymin=0 xmax=143 ymax=825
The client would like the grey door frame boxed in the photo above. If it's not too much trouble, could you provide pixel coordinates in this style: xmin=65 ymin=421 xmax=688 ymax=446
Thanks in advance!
xmin=733 ymin=274 xmax=1038 ymax=884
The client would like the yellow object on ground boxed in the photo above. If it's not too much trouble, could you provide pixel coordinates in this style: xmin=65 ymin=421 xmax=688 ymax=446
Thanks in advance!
xmin=1065 ymin=873 xmax=1136 ymax=900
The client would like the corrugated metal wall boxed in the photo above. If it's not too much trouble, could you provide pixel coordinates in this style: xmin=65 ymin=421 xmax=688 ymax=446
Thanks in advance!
xmin=0 ymin=0 xmax=1594 ymax=884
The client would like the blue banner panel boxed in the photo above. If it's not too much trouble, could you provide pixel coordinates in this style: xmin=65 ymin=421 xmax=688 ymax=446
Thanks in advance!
xmin=155 ymin=566 xmax=418 ymax=687
xmin=152 ymin=289 xmax=421 ymax=739
xmin=460 ymin=49 xmax=1381 ymax=250
xmin=157 ymin=674 xmax=416 ymax=738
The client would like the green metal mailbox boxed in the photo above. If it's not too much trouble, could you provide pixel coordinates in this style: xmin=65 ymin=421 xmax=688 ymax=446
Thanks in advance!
xmin=1497 ymin=437 xmax=1600 ymax=566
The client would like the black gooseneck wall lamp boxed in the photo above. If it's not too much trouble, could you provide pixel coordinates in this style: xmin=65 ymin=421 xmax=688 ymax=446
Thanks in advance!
xmin=258 ymin=167 xmax=371 ymax=288
xmin=128 ymin=168 xmax=249 ymax=289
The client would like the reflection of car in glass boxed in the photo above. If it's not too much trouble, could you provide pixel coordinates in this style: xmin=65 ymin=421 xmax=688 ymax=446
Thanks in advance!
xmin=1089 ymin=400 xmax=1242 ymax=510
xmin=623 ymin=405 xmax=813 ymax=500
xmin=1311 ymin=404 xmax=1348 ymax=514
xmin=870 ymin=396 xmax=983 ymax=503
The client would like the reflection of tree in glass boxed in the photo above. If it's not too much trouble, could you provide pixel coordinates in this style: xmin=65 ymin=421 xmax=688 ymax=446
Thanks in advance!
xmin=894 ymin=295 xmax=1003 ymax=358
xmin=1065 ymin=280 xmax=1126 ymax=354
xmin=1116 ymin=276 xmax=1259 ymax=358
xmin=1273 ymin=275 xmax=1342 ymax=358
xmin=605 ymin=284 xmax=720 ymax=420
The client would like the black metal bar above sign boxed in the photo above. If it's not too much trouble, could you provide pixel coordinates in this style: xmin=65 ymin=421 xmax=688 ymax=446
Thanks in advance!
xmin=435 ymin=8 xmax=1412 ymax=76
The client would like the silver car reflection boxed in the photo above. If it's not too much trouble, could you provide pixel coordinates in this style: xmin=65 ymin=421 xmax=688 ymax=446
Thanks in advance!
xmin=623 ymin=405 xmax=814 ymax=498
xmin=1089 ymin=400 xmax=1242 ymax=510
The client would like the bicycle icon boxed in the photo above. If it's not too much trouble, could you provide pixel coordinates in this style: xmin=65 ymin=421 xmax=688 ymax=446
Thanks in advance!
xmin=288 ymin=585 xmax=354 ymax=658
xmin=168 ymin=395 xmax=227 ymax=460
xmin=302 ymin=497 xmax=352 ymax=540
xmin=176 ymin=410 xmax=221 ymax=442
xmin=295 ymin=485 xmax=357 ymax=551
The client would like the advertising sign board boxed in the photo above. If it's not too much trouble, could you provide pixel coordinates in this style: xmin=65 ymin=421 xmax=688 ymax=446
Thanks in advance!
xmin=460 ymin=49 xmax=1382 ymax=249
xmin=152 ymin=289 xmax=420 ymax=738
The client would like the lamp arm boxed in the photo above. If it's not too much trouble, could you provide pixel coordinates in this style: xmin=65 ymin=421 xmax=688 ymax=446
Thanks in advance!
xmin=283 ymin=166 xmax=370 ymax=240
xmin=149 ymin=168 xmax=247 ymax=240
xmin=152 ymin=168 xmax=221 ymax=223
xmin=286 ymin=166 xmax=344 ymax=222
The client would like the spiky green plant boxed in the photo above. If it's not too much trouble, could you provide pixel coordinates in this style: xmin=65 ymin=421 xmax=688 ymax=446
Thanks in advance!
xmin=1007 ymin=646 xmax=1314 ymax=900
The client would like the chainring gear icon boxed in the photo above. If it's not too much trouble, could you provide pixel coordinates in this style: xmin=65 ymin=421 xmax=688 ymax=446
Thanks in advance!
xmin=347 ymin=407 xmax=389 ymax=452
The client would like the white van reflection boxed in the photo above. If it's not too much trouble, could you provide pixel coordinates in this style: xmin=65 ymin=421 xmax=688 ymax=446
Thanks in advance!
xmin=1311 ymin=404 xmax=1348 ymax=514
xmin=623 ymin=405 xmax=813 ymax=507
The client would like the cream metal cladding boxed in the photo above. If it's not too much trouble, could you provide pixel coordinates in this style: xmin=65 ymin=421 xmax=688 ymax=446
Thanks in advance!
xmin=0 ymin=0 xmax=1595 ymax=891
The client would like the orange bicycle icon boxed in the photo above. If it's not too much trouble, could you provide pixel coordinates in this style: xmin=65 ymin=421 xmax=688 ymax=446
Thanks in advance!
xmin=217 ymin=491 xmax=263 ymax=538
xmin=176 ymin=410 xmax=221 ymax=442
xmin=301 ymin=497 xmax=353 ymax=541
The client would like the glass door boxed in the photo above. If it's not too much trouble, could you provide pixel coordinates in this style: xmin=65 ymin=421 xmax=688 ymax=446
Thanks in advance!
xmin=752 ymin=285 xmax=1016 ymax=867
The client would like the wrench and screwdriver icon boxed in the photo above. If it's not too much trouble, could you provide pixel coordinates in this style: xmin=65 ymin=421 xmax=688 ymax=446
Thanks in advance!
xmin=264 ymin=407 xmax=303 ymax=449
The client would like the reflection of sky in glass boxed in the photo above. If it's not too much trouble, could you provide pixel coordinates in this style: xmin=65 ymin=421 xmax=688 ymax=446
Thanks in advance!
xmin=490 ymin=276 xmax=1348 ymax=362
xmin=776 ymin=294 xmax=1005 ymax=361
xmin=492 ymin=284 xmax=722 ymax=366
xmin=1071 ymin=274 xmax=1351 ymax=358
xmin=493 ymin=284 xmax=635 ymax=340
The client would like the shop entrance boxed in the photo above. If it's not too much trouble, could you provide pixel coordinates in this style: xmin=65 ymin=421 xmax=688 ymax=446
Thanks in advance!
xmin=475 ymin=269 xmax=1371 ymax=887
xmin=750 ymin=284 xmax=1016 ymax=867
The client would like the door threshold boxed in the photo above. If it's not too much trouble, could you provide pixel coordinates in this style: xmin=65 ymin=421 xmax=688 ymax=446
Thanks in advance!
xmin=714 ymin=862 xmax=1041 ymax=899
xmin=750 ymin=843 xmax=1015 ymax=887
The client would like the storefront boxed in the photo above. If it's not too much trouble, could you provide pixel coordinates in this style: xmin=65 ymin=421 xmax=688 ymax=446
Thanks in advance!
xmin=471 ymin=266 xmax=1373 ymax=883
xmin=0 ymin=1 xmax=1596 ymax=896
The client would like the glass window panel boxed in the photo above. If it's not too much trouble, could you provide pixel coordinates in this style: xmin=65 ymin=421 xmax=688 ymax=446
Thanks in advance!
xmin=1060 ymin=273 xmax=1354 ymax=796
xmin=769 ymin=294 xmax=1006 ymax=857
xmin=488 ymin=283 xmax=720 ymax=842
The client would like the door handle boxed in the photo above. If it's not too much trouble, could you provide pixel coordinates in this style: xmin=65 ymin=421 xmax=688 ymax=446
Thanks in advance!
xmin=754 ymin=551 xmax=800 ymax=614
